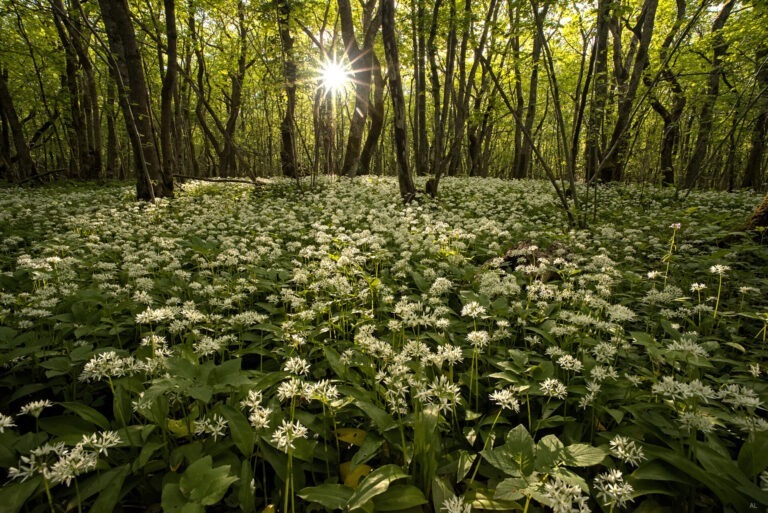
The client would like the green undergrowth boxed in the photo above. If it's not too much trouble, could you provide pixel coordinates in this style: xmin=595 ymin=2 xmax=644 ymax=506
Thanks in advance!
xmin=0 ymin=177 xmax=767 ymax=513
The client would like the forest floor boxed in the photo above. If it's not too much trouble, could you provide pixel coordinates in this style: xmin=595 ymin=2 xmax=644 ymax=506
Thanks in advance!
xmin=1 ymin=177 xmax=767 ymax=513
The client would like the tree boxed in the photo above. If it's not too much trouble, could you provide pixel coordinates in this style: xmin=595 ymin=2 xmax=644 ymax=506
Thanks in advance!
xmin=277 ymin=0 xmax=298 ymax=179
xmin=338 ymin=0 xmax=380 ymax=178
xmin=381 ymin=0 xmax=416 ymax=201
xmin=98 ymin=0 xmax=173 ymax=199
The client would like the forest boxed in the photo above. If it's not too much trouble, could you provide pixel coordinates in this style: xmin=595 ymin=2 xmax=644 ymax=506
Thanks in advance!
xmin=1 ymin=0 xmax=768 ymax=512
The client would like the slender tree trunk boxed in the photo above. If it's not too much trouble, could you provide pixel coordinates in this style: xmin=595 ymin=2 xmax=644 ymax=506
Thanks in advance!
xmin=600 ymin=0 xmax=659 ymax=182
xmin=683 ymin=0 xmax=735 ymax=188
xmin=360 ymin=53 xmax=385 ymax=174
xmin=0 ymin=70 xmax=37 ymax=182
xmin=220 ymin=0 xmax=249 ymax=177
xmin=743 ymin=44 xmax=768 ymax=189
xmin=98 ymin=0 xmax=173 ymax=199
xmin=277 ymin=0 xmax=298 ymax=178
xmin=339 ymin=0 xmax=380 ymax=177
xmin=160 ymin=0 xmax=178 ymax=181
xmin=382 ymin=0 xmax=415 ymax=200
xmin=516 ymin=1 xmax=549 ymax=180
xmin=584 ymin=0 xmax=610 ymax=182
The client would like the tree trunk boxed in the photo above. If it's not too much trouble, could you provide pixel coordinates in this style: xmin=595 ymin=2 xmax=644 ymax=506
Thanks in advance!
xmin=338 ymin=0 xmax=380 ymax=177
xmin=0 ymin=69 xmax=37 ymax=182
xmin=277 ymin=0 xmax=298 ymax=178
xmin=98 ymin=0 xmax=173 ymax=199
xmin=746 ymin=191 xmax=768 ymax=232
xmin=381 ymin=0 xmax=415 ymax=200
xmin=600 ymin=0 xmax=659 ymax=182
xmin=515 ymin=1 xmax=548 ymax=180
xmin=743 ymin=44 xmax=768 ymax=189
xmin=360 ymin=53 xmax=385 ymax=174
xmin=683 ymin=0 xmax=735 ymax=188
xmin=584 ymin=0 xmax=610 ymax=182
xmin=160 ymin=0 xmax=178 ymax=181
xmin=220 ymin=0 xmax=248 ymax=178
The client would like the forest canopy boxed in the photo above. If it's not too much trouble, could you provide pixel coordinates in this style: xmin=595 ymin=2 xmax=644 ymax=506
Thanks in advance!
xmin=0 ymin=0 xmax=766 ymax=204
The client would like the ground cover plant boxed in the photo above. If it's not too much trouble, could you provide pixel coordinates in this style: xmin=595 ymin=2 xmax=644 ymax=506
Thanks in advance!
xmin=1 ymin=177 xmax=767 ymax=513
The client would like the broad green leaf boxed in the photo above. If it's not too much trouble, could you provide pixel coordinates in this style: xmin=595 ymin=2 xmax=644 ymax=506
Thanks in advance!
xmin=535 ymin=434 xmax=564 ymax=470
xmin=494 ymin=477 xmax=528 ymax=501
xmin=88 ymin=464 xmax=130 ymax=513
xmin=738 ymin=431 xmax=768 ymax=477
xmin=483 ymin=424 xmax=535 ymax=476
xmin=373 ymin=484 xmax=428 ymax=511
xmin=562 ymin=444 xmax=607 ymax=467
xmin=179 ymin=456 xmax=238 ymax=506
xmin=0 ymin=476 xmax=41 ymax=513
xmin=353 ymin=400 xmax=396 ymax=432
xmin=218 ymin=404 xmax=254 ymax=457
xmin=347 ymin=464 xmax=408 ymax=511
xmin=352 ymin=432 xmax=384 ymax=466
xmin=298 ymin=484 xmax=354 ymax=510
xmin=60 ymin=401 xmax=110 ymax=430
xmin=239 ymin=462 xmax=256 ymax=513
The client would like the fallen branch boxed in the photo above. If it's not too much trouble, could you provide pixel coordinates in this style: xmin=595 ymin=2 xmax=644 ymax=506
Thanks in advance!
xmin=173 ymin=174 xmax=271 ymax=186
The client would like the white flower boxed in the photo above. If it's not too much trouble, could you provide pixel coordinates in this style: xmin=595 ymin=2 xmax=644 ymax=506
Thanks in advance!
xmin=441 ymin=495 xmax=471 ymax=513
xmin=461 ymin=301 xmax=486 ymax=319
xmin=81 ymin=431 xmax=122 ymax=456
xmin=283 ymin=356 xmax=311 ymax=376
xmin=540 ymin=378 xmax=568 ymax=399
xmin=489 ymin=388 xmax=520 ymax=412
xmin=467 ymin=330 xmax=489 ymax=349
xmin=593 ymin=469 xmax=633 ymax=508
xmin=709 ymin=264 xmax=730 ymax=275
xmin=543 ymin=477 xmax=591 ymax=513
xmin=271 ymin=419 xmax=308 ymax=452
xmin=609 ymin=435 xmax=645 ymax=466
xmin=0 ymin=413 xmax=17 ymax=432
xmin=690 ymin=283 xmax=706 ymax=292
xmin=19 ymin=399 xmax=54 ymax=418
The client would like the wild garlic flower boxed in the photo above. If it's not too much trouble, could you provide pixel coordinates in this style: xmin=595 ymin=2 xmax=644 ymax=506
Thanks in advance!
xmin=690 ymin=283 xmax=706 ymax=292
xmin=283 ymin=356 xmax=311 ymax=376
xmin=678 ymin=411 xmax=715 ymax=434
xmin=609 ymin=435 xmax=645 ymax=466
xmin=194 ymin=414 xmax=229 ymax=441
xmin=557 ymin=355 xmax=584 ymax=373
xmin=80 ymin=351 xmax=135 ymax=382
xmin=429 ymin=277 xmax=453 ymax=296
xmin=19 ymin=399 xmax=54 ymax=418
xmin=81 ymin=431 xmax=122 ymax=456
xmin=461 ymin=301 xmax=486 ymax=319
xmin=467 ymin=330 xmax=489 ymax=349
xmin=709 ymin=264 xmax=730 ymax=275
xmin=489 ymin=388 xmax=520 ymax=412
xmin=441 ymin=495 xmax=471 ymax=513
xmin=271 ymin=419 xmax=308 ymax=452
xmin=593 ymin=469 xmax=634 ymax=508
xmin=0 ymin=412 xmax=17 ymax=432
xmin=543 ymin=477 xmax=591 ymax=513
xmin=540 ymin=378 xmax=568 ymax=399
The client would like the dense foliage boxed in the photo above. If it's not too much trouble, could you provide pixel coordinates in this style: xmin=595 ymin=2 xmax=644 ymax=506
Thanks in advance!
xmin=1 ymin=178 xmax=768 ymax=512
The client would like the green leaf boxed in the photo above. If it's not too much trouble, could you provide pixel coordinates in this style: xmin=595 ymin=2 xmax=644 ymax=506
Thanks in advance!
xmin=535 ymin=435 xmax=564 ymax=470
xmin=0 ymin=476 xmax=41 ymax=513
xmin=88 ymin=464 xmax=130 ymax=513
xmin=353 ymin=399 xmax=397 ymax=432
xmin=373 ymin=484 xmax=428 ymax=511
xmin=562 ymin=444 xmax=607 ymax=467
xmin=738 ymin=431 xmax=768 ymax=478
xmin=347 ymin=464 xmax=408 ymax=511
xmin=352 ymin=432 xmax=384 ymax=467
xmin=494 ymin=477 xmax=528 ymax=501
xmin=239 ymin=461 xmax=256 ymax=513
xmin=218 ymin=404 xmax=254 ymax=458
xmin=179 ymin=456 xmax=238 ymax=506
xmin=298 ymin=484 xmax=354 ymax=510
xmin=60 ymin=401 xmax=110 ymax=430
xmin=482 ymin=424 xmax=535 ymax=477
